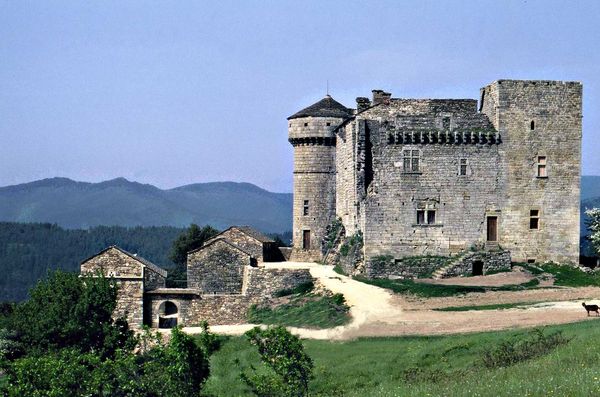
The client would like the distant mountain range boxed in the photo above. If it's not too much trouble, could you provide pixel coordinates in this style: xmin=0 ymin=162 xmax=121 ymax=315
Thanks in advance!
xmin=1 ymin=175 xmax=600 ymax=239
xmin=0 ymin=178 xmax=292 ymax=233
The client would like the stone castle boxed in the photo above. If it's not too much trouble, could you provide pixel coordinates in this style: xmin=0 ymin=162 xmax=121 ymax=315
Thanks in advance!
xmin=288 ymin=80 xmax=582 ymax=276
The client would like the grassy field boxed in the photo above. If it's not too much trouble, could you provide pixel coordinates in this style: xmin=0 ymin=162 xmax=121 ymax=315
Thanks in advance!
xmin=353 ymin=277 xmax=540 ymax=298
xmin=247 ymin=293 xmax=350 ymax=329
xmin=202 ymin=320 xmax=600 ymax=396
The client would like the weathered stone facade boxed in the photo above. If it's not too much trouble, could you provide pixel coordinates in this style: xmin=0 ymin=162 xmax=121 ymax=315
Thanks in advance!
xmin=290 ymin=80 xmax=582 ymax=274
xmin=82 ymin=240 xmax=313 ymax=328
xmin=204 ymin=226 xmax=280 ymax=262
xmin=80 ymin=246 xmax=166 ymax=329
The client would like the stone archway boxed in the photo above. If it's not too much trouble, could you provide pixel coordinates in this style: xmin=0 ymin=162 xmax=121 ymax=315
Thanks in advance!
xmin=158 ymin=300 xmax=179 ymax=328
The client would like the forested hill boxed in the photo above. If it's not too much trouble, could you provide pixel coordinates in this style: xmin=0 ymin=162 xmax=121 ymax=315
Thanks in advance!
xmin=0 ymin=178 xmax=292 ymax=233
xmin=0 ymin=223 xmax=184 ymax=302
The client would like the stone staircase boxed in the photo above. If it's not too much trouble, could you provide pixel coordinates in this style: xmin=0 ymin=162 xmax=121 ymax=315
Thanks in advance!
xmin=431 ymin=262 xmax=457 ymax=280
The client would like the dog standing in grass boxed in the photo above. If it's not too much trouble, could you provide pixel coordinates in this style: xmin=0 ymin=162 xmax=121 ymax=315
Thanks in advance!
xmin=582 ymin=302 xmax=600 ymax=316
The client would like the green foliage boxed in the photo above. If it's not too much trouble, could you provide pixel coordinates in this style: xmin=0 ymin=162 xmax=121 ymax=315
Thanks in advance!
xmin=586 ymin=207 xmax=600 ymax=255
xmin=481 ymin=328 xmax=570 ymax=368
xmin=324 ymin=218 xmax=344 ymax=250
xmin=354 ymin=277 xmax=540 ymax=298
xmin=0 ymin=222 xmax=184 ymax=301
xmin=194 ymin=320 xmax=221 ymax=356
xmin=333 ymin=264 xmax=346 ymax=275
xmin=539 ymin=262 xmax=600 ymax=287
xmin=247 ymin=293 xmax=350 ymax=329
xmin=2 ymin=327 xmax=210 ymax=397
xmin=435 ymin=301 xmax=550 ymax=312
xmin=204 ymin=321 xmax=599 ymax=396
xmin=169 ymin=223 xmax=219 ymax=266
xmin=0 ymin=329 xmax=24 ymax=365
xmin=339 ymin=232 xmax=362 ymax=257
xmin=242 ymin=326 xmax=313 ymax=397
xmin=274 ymin=281 xmax=314 ymax=297
xmin=9 ymin=270 xmax=135 ymax=358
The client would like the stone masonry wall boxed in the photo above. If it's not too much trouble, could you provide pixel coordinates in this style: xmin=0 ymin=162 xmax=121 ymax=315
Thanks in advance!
xmin=212 ymin=228 xmax=264 ymax=261
xmin=187 ymin=239 xmax=250 ymax=293
xmin=146 ymin=267 xmax=312 ymax=326
xmin=439 ymin=250 xmax=512 ymax=278
xmin=366 ymin=255 xmax=450 ymax=279
xmin=481 ymin=80 xmax=582 ymax=264
xmin=290 ymin=117 xmax=340 ymax=261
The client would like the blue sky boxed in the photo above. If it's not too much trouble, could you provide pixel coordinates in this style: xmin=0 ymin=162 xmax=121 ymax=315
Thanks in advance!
xmin=1 ymin=0 xmax=598 ymax=192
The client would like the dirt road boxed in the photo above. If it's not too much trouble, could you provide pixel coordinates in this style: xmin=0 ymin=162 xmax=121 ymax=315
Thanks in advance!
xmin=185 ymin=262 xmax=600 ymax=340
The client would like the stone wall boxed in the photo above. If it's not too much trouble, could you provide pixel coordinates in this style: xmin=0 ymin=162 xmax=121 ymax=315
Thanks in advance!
xmin=210 ymin=228 xmax=264 ymax=262
xmin=366 ymin=255 xmax=450 ymax=279
xmin=146 ymin=267 xmax=312 ymax=326
xmin=481 ymin=80 xmax=582 ymax=264
xmin=187 ymin=239 xmax=250 ymax=293
xmin=144 ymin=268 xmax=166 ymax=291
xmin=438 ymin=250 xmax=512 ymax=278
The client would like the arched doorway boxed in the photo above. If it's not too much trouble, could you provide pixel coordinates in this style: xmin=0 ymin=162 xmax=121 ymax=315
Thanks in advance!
xmin=158 ymin=301 xmax=179 ymax=328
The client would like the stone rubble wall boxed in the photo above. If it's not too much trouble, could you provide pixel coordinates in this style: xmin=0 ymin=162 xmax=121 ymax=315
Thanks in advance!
xmin=366 ymin=255 xmax=450 ymax=279
xmin=209 ymin=228 xmax=264 ymax=262
xmin=438 ymin=250 xmax=512 ymax=278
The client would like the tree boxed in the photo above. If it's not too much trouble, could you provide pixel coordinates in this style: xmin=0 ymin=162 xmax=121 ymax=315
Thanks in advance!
xmin=586 ymin=208 xmax=600 ymax=256
xmin=169 ymin=224 xmax=219 ymax=266
xmin=242 ymin=326 xmax=313 ymax=397
xmin=9 ymin=270 xmax=135 ymax=358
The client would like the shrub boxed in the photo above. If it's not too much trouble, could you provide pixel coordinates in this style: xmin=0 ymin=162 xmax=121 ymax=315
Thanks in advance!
xmin=274 ymin=281 xmax=315 ymax=297
xmin=242 ymin=326 xmax=314 ymax=397
xmin=194 ymin=320 xmax=221 ymax=356
xmin=481 ymin=328 xmax=570 ymax=368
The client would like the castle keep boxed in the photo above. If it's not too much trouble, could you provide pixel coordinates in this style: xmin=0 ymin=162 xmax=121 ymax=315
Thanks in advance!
xmin=289 ymin=80 xmax=582 ymax=273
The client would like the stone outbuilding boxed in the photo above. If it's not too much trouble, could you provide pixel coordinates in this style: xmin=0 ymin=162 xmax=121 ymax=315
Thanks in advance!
xmin=203 ymin=225 xmax=282 ymax=262
xmin=80 ymin=246 xmax=167 ymax=329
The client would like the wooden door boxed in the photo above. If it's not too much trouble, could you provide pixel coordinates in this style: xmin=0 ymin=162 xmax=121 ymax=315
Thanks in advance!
xmin=302 ymin=230 xmax=311 ymax=250
xmin=487 ymin=216 xmax=498 ymax=242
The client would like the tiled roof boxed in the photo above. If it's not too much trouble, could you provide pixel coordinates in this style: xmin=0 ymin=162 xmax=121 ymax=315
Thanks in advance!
xmin=288 ymin=95 xmax=353 ymax=120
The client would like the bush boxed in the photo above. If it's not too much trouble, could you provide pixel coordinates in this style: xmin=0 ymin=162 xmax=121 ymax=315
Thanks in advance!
xmin=481 ymin=328 xmax=570 ymax=368
xmin=274 ymin=281 xmax=315 ymax=297
xmin=242 ymin=326 xmax=314 ymax=397
xmin=194 ymin=320 xmax=221 ymax=356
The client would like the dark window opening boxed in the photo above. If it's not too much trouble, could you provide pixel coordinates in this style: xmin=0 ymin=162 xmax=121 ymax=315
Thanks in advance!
xmin=417 ymin=209 xmax=435 ymax=225
xmin=304 ymin=122 xmax=308 ymax=127
xmin=530 ymin=120 xmax=535 ymax=130
xmin=530 ymin=209 xmax=540 ymax=230
xmin=527 ymin=259 xmax=536 ymax=264
xmin=326 ymin=122 xmax=331 ymax=126
xmin=459 ymin=158 xmax=468 ymax=176
xmin=472 ymin=260 xmax=484 ymax=276
xmin=302 ymin=230 xmax=311 ymax=250
xmin=442 ymin=117 xmax=451 ymax=130
xmin=158 ymin=301 xmax=179 ymax=329
xmin=303 ymin=200 xmax=309 ymax=216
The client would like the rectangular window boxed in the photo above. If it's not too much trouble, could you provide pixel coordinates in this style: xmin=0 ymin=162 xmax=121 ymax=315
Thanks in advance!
xmin=537 ymin=156 xmax=547 ymax=177
xmin=442 ymin=116 xmax=451 ymax=130
xmin=417 ymin=210 xmax=435 ymax=225
xmin=403 ymin=150 xmax=420 ymax=173
xmin=530 ymin=209 xmax=540 ymax=230
xmin=303 ymin=200 xmax=309 ymax=216
xmin=459 ymin=158 xmax=468 ymax=176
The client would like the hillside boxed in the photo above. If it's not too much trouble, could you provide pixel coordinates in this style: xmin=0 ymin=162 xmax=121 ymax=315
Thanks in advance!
xmin=0 ymin=222 xmax=185 ymax=302
xmin=0 ymin=178 xmax=292 ymax=233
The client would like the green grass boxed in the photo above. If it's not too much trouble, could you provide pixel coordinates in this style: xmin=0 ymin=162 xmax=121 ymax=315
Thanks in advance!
xmin=540 ymin=263 xmax=600 ymax=287
xmin=247 ymin=293 xmax=350 ymax=329
xmin=434 ymin=301 xmax=551 ymax=312
xmin=202 ymin=320 xmax=600 ymax=396
xmin=353 ymin=277 xmax=540 ymax=298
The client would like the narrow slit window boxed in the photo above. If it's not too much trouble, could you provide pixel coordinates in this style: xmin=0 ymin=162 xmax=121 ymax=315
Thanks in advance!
xmin=530 ymin=209 xmax=540 ymax=230
xmin=303 ymin=200 xmax=309 ymax=216
xmin=530 ymin=120 xmax=535 ymax=131
xmin=459 ymin=158 xmax=468 ymax=176
xmin=537 ymin=156 xmax=547 ymax=177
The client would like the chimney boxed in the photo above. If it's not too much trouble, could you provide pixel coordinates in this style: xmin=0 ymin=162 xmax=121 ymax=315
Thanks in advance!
xmin=372 ymin=89 xmax=392 ymax=105
xmin=356 ymin=97 xmax=371 ymax=112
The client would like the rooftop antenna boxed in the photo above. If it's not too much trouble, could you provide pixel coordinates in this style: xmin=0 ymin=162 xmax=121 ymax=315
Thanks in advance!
xmin=326 ymin=80 xmax=329 ymax=96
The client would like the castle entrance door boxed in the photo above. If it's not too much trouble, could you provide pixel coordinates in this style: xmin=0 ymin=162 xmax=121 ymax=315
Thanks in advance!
xmin=303 ymin=230 xmax=311 ymax=250
xmin=472 ymin=260 xmax=484 ymax=276
xmin=487 ymin=216 xmax=498 ymax=242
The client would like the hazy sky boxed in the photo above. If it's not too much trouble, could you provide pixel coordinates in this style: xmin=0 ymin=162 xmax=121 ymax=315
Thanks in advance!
xmin=1 ymin=1 xmax=599 ymax=192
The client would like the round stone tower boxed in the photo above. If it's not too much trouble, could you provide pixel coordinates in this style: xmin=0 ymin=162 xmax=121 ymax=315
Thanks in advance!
xmin=288 ymin=95 xmax=352 ymax=261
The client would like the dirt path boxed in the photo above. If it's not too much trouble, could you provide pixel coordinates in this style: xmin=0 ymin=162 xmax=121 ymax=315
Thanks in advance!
xmin=184 ymin=262 xmax=600 ymax=340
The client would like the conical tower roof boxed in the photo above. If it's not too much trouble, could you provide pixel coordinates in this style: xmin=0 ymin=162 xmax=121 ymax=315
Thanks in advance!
xmin=287 ymin=95 xmax=352 ymax=120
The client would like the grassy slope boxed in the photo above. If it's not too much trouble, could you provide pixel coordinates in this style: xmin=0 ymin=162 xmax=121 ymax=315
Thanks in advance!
xmin=203 ymin=320 xmax=600 ymax=397
xmin=247 ymin=293 xmax=350 ymax=329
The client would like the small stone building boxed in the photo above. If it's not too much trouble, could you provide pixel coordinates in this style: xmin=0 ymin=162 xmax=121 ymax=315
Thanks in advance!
xmin=80 ymin=246 xmax=167 ymax=329
xmin=81 ymin=238 xmax=312 ymax=329
xmin=204 ymin=226 xmax=281 ymax=262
